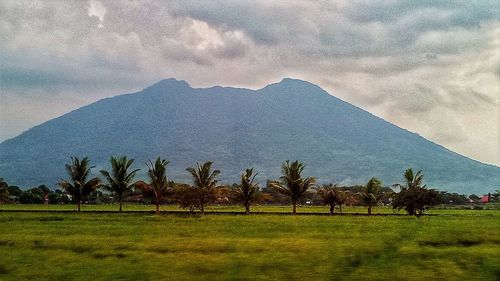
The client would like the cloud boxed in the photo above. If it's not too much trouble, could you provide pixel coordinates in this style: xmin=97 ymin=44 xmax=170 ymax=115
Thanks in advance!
xmin=88 ymin=0 xmax=106 ymax=28
xmin=0 ymin=0 xmax=498 ymax=165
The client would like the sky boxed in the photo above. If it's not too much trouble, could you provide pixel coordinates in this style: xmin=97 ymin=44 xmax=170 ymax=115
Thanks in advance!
xmin=0 ymin=0 xmax=499 ymax=165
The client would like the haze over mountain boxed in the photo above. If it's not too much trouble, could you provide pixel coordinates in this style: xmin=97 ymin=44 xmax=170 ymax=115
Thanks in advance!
xmin=0 ymin=78 xmax=498 ymax=194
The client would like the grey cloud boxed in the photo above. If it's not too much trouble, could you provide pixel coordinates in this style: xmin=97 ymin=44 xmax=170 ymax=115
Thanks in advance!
xmin=0 ymin=0 xmax=498 ymax=164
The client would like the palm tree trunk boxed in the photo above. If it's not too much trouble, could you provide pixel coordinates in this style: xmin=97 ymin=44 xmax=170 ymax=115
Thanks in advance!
xmin=329 ymin=204 xmax=334 ymax=215
xmin=368 ymin=206 xmax=372 ymax=216
xmin=201 ymin=203 xmax=205 ymax=215
xmin=155 ymin=203 xmax=160 ymax=215
xmin=339 ymin=204 xmax=343 ymax=213
xmin=119 ymin=195 xmax=123 ymax=212
xmin=77 ymin=200 xmax=81 ymax=212
xmin=292 ymin=199 xmax=297 ymax=215
xmin=245 ymin=204 xmax=250 ymax=215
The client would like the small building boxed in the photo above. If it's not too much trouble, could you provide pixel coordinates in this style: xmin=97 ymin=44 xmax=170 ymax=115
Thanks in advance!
xmin=481 ymin=195 xmax=489 ymax=203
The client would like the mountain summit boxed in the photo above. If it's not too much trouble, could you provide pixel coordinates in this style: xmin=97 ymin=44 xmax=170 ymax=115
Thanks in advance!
xmin=1 ymin=78 xmax=498 ymax=194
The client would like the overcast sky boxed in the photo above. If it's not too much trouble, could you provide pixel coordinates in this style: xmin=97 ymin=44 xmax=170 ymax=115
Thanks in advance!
xmin=1 ymin=0 xmax=499 ymax=165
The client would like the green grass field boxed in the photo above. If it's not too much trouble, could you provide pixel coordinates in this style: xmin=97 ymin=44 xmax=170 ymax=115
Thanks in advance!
xmin=0 ymin=205 xmax=499 ymax=280
xmin=1 ymin=203 xmax=498 ymax=215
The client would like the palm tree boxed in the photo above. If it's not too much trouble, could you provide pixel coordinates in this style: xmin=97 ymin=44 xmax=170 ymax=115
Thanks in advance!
xmin=335 ymin=189 xmax=350 ymax=213
xmin=394 ymin=169 xmax=425 ymax=190
xmin=358 ymin=177 xmax=382 ymax=215
xmin=57 ymin=157 xmax=101 ymax=211
xmin=318 ymin=184 xmax=338 ymax=215
xmin=232 ymin=168 xmax=261 ymax=214
xmin=100 ymin=156 xmax=139 ymax=212
xmin=392 ymin=169 xmax=439 ymax=216
xmin=136 ymin=158 xmax=173 ymax=214
xmin=186 ymin=161 xmax=220 ymax=215
xmin=270 ymin=160 xmax=316 ymax=215
xmin=0 ymin=178 xmax=10 ymax=203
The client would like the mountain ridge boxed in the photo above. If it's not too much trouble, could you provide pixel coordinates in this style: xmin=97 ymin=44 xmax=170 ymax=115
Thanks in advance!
xmin=1 ymin=78 xmax=498 ymax=194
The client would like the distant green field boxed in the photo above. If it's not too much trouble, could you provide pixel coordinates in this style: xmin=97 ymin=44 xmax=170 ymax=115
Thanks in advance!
xmin=0 ymin=209 xmax=499 ymax=280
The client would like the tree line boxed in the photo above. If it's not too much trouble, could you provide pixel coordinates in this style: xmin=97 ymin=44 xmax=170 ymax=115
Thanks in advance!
xmin=1 ymin=156 xmax=498 ymax=216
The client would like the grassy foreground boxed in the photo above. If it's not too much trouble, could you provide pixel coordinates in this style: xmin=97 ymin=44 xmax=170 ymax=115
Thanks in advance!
xmin=0 ymin=211 xmax=499 ymax=280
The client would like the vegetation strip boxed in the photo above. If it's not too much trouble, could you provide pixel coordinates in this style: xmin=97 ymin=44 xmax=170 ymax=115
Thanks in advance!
xmin=0 ymin=209 xmax=436 ymax=216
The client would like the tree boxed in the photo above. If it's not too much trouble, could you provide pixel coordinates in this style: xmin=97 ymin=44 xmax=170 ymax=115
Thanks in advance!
xmin=469 ymin=194 xmax=480 ymax=201
xmin=392 ymin=169 xmax=441 ymax=216
xmin=57 ymin=157 xmax=101 ymax=211
xmin=335 ymin=189 xmax=350 ymax=213
xmin=358 ymin=177 xmax=382 ymax=215
xmin=19 ymin=189 xmax=43 ymax=204
xmin=100 ymin=156 xmax=139 ymax=212
xmin=231 ymin=168 xmax=261 ymax=214
xmin=136 ymin=158 xmax=173 ymax=214
xmin=0 ymin=178 xmax=10 ymax=203
xmin=318 ymin=184 xmax=338 ymax=215
xmin=174 ymin=184 xmax=200 ymax=213
xmin=269 ymin=160 xmax=316 ymax=215
xmin=186 ymin=161 xmax=220 ymax=215
xmin=7 ymin=185 xmax=22 ymax=197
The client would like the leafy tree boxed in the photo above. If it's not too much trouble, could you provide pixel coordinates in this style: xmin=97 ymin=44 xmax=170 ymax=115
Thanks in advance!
xmin=469 ymin=194 xmax=480 ymax=201
xmin=58 ymin=157 xmax=101 ymax=211
xmin=439 ymin=192 xmax=468 ymax=205
xmin=492 ymin=190 xmax=500 ymax=202
xmin=29 ymin=187 xmax=45 ymax=197
xmin=358 ymin=177 xmax=382 ymax=215
xmin=174 ymin=184 xmax=199 ymax=213
xmin=186 ymin=161 xmax=220 ymax=215
xmin=270 ymin=160 xmax=316 ymax=215
xmin=100 ymin=156 xmax=139 ymax=212
xmin=19 ymin=189 xmax=43 ymax=204
xmin=7 ymin=185 xmax=22 ymax=197
xmin=136 ymin=158 xmax=174 ymax=214
xmin=393 ymin=169 xmax=441 ymax=216
xmin=0 ymin=178 xmax=10 ymax=203
xmin=48 ymin=193 xmax=61 ymax=204
xmin=38 ymin=185 xmax=51 ymax=196
xmin=231 ymin=168 xmax=261 ymax=214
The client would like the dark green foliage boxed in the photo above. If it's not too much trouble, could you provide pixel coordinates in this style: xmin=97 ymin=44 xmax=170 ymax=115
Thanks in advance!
xmin=38 ymin=185 xmax=50 ymax=195
xmin=47 ymin=193 xmax=61 ymax=204
xmin=18 ymin=189 xmax=43 ymax=204
xmin=270 ymin=160 xmax=316 ymax=214
xmin=468 ymin=194 xmax=480 ymax=201
xmin=58 ymin=157 xmax=101 ymax=211
xmin=185 ymin=161 xmax=220 ymax=214
xmin=439 ymin=192 xmax=469 ymax=204
xmin=231 ymin=168 xmax=261 ymax=214
xmin=358 ymin=177 xmax=383 ymax=215
xmin=137 ymin=158 xmax=174 ymax=214
xmin=6 ymin=186 xmax=22 ymax=197
xmin=393 ymin=169 xmax=441 ymax=216
xmin=100 ymin=156 xmax=139 ymax=212
xmin=0 ymin=178 xmax=10 ymax=203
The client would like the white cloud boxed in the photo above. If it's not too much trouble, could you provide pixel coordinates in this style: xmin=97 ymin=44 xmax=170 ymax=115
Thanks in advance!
xmin=88 ymin=0 xmax=106 ymax=28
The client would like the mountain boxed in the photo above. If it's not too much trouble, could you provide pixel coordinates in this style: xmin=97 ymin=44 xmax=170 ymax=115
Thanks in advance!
xmin=1 ymin=78 xmax=498 ymax=194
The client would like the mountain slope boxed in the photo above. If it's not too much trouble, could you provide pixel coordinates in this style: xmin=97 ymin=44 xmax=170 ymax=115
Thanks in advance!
xmin=1 ymin=78 xmax=498 ymax=194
